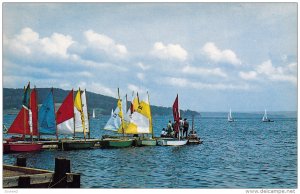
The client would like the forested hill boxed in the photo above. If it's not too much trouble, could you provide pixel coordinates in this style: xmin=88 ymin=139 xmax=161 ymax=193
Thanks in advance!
xmin=3 ymin=88 xmax=200 ymax=116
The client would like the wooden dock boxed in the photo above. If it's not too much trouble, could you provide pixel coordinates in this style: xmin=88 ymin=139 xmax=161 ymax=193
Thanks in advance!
xmin=3 ymin=157 xmax=80 ymax=188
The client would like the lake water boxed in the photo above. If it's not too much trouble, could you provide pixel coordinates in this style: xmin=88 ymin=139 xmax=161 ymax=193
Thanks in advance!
xmin=3 ymin=113 xmax=297 ymax=188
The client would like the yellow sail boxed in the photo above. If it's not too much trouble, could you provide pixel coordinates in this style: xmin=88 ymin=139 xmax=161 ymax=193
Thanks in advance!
xmin=125 ymin=94 xmax=152 ymax=134
xmin=74 ymin=88 xmax=86 ymax=139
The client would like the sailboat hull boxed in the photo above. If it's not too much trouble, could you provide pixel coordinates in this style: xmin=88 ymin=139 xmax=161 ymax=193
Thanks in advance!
xmin=8 ymin=143 xmax=43 ymax=152
xmin=59 ymin=140 xmax=95 ymax=151
xmin=157 ymin=138 xmax=187 ymax=146
xmin=136 ymin=139 xmax=157 ymax=146
xmin=100 ymin=138 xmax=133 ymax=148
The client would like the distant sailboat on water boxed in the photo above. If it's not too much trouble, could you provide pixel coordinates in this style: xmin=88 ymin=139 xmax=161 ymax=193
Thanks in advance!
xmin=262 ymin=109 xmax=274 ymax=122
xmin=228 ymin=108 xmax=234 ymax=122
xmin=92 ymin=109 xmax=95 ymax=118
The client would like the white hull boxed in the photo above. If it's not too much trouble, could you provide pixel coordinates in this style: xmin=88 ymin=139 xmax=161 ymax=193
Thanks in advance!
xmin=157 ymin=138 xmax=187 ymax=146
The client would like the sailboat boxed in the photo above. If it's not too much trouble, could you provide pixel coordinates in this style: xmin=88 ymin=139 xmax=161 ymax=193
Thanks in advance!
xmin=92 ymin=109 xmax=96 ymax=118
xmin=228 ymin=108 xmax=234 ymax=122
xmin=158 ymin=94 xmax=187 ymax=146
xmin=262 ymin=109 xmax=273 ymax=122
xmin=5 ymin=83 xmax=43 ymax=152
xmin=126 ymin=92 xmax=156 ymax=146
xmin=101 ymin=89 xmax=133 ymax=148
xmin=57 ymin=88 xmax=95 ymax=150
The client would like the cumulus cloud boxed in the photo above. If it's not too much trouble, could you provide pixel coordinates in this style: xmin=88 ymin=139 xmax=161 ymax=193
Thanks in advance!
xmin=255 ymin=60 xmax=297 ymax=84
xmin=83 ymin=30 xmax=128 ymax=58
xmin=4 ymin=27 xmax=74 ymax=59
xmin=161 ymin=76 xmax=250 ymax=90
xmin=127 ymin=84 xmax=148 ymax=94
xmin=202 ymin=42 xmax=241 ymax=65
xmin=239 ymin=71 xmax=258 ymax=80
xmin=182 ymin=65 xmax=227 ymax=78
xmin=151 ymin=42 xmax=188 ymax=61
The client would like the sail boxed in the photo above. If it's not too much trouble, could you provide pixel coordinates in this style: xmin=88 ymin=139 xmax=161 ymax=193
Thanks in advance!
xmin=7 ymin=107 xmax=30 ymax=135
xmin=104 ymin=108 xmax=121 ymax=131
xmin=92 ymin=109 xmax=95 ymax=118
xmin=30 ymin=88 xmax=38 ymax=136
xmin=262 ymin=109 xmax=268 ymax=121
xmin=125 ymin=94 xmax=151 ymax=134
xmin=7 ymin=88 xmax=38 ymax=136
xmin=172 ymin=94 xmax=180 ymax=133
xmin=56 ymin=90 xmax=74 ymax=134
xmin=74 ymin=89 xmax=89 ymax=133
xmin=22 ymin=82 xmax=31 ymax=109
xmin=38 ymin=90 xmax=56 ymax=135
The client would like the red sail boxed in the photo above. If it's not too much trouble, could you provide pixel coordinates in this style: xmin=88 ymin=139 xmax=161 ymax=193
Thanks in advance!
xmin=56 ymin=90 xmax=74 ymax=124
xmin=172 ymin=94 xmax=180 ymax=122
xmin=30 ymin=89 xmax=38 ymax=136
xmin=7 ymin=107 xmax=30 ymax=135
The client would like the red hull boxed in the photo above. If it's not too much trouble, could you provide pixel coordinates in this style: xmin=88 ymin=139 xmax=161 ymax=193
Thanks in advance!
xmin=3 ymin=143 xmax=11 ymax=153
xmin=9 ymin=143 xmax=43 ymax=152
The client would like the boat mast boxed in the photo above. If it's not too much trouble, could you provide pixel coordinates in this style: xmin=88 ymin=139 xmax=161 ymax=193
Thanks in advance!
xmin=72 ymin=89 xmax=76 ymax=139
xmin=147 ymin=91 xmax=154 ymax=139
xmin=52 ymin=88 xmax=59 ymax=140
xmin=118 ymin=88 xmax=125 ymax=138
xmin=85 ymin=89 xmax=91 ymax=139
xmin=192 ymin=114 xmax=194 ymax=134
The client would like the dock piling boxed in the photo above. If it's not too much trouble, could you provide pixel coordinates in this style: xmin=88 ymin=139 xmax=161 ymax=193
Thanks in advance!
xmin=53 ymin=157 xmax=71 ymax=188
xmin=16 ymin=156 xmax=26 ymax=167
xmin=18 ymin=176 xmax=30 ymax=188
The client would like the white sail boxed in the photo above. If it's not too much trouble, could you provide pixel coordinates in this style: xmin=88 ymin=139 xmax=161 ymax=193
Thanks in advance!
xmin=228 ymin=108 xmax=234 ymax=122
xmin=262 ymin=109 xmax=268 ymax=121
xmin=57 ymin=118 xmax=74 ymax=134
xmin=104 ymin=108 xmax=121 ymax=131
xmin=125 ymin=94 xmax=151 ymax=134
xmin=92 ymin=109 xmax=95 ymax=118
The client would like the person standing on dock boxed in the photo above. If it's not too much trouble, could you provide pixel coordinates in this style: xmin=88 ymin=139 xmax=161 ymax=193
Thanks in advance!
xmin=183 ymin=118 xmax=189 ymax=138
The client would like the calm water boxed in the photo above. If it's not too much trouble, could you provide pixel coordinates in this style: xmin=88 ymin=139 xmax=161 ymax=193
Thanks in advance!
xmin=3 ymin=114 xmax=297 ymax=188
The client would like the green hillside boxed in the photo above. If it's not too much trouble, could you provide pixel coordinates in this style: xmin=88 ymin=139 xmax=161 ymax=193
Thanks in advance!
xmin=3 ymin=88 xmax=200 ymax=116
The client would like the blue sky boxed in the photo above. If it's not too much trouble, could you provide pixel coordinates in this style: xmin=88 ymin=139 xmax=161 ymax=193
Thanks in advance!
xmin=2 ymin=3 xmax=297 ymax=112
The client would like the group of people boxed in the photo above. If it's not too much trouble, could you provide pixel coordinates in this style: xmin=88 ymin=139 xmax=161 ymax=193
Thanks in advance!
xmin=161 ymin=117 xmax=189 ymax=139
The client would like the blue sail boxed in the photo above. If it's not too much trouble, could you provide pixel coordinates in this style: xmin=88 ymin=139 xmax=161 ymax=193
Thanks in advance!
xmin=38 ymin=90 xmax=56 ymax=135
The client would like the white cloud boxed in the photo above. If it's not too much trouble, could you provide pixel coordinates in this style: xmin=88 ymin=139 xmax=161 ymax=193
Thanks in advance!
xmin=151 ymin=42 xmax=188 ymax=61
xmin=137 ymin=73 xmax=145 ymax=81
xmin=84 ymin=30 xmax=128 ymax=58
xmin=239 ymin=71 xmax=257 ymax=80
xmin=182 ymin=65 xmax=227 ymax=78
xmin=161 ymin=76 xmax=250 ymax=90
xmin=136 ymin=62 xmax=151 ymax=71
xmin=202 ymin=42 xmax=241 ymax=65
xmin=4 ymin=27 xmax=74 ymax=58
xmin=127 ymin=84 xmax=147 ymax=94
xmin=77 ymin=81 xmax=115 ymax=97
xmin=255 ymin=60 xmax=297 ymax=84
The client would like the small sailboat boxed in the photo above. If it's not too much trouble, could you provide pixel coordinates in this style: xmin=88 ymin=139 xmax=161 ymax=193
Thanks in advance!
xmin=262 ymin=109 xmax=274 ymax=122
xmin=5 ymin=83 xmax=43 ymax=153
xmin=92 ymin=109 xmax=96 ymax=118
xmin=101 ymin=89 xmax=133 ymax=148
xmin=158 ymin=94 xmax=187 ymax=146
xmin=127 ymin=92 xmax=157 ymax=146
xmin=228 ymin=108 xmax=234 ymax=122
xmin=57 ymin=88 xmax=95 ymax=150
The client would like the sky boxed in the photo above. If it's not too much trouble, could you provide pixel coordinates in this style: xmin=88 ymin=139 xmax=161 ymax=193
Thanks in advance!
xmin=2 ymin=2 xmax=297 ymax=112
